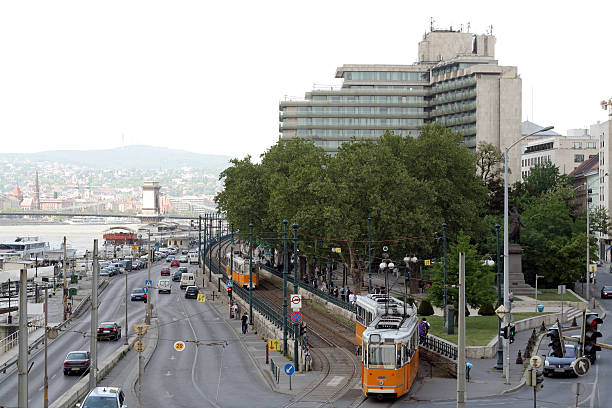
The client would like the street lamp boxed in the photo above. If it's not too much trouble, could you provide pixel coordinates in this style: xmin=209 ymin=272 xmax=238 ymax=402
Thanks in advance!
xmin=503 ymin=124 xmax=553 ymax=383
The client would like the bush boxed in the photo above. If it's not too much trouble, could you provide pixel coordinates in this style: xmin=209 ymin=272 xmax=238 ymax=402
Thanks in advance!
xmin=417 ymin=299 xmax=434 ymax=316
xmin=478 ymin=303 xmax=495 ymax=316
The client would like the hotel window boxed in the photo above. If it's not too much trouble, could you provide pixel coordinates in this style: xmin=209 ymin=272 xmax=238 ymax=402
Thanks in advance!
xmin=574 ymin=154 xmax=584 ymax=163
xmin=573 ymin=142 xmax=582 ymax=149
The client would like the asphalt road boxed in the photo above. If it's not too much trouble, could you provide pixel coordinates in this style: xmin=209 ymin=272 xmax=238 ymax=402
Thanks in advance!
xmin=0 ymin=265 xmax=151 ymax=408
xmin=140 ymin=262 xmax=291 ymax=408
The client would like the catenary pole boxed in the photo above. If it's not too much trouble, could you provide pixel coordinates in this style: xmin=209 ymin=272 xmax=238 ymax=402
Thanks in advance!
xmin=44 ymin=283 xmax=49 ymax=408
xmin=457 ymin=252 xmax=466 ymax=407
xmin=293 ymin=221 xmax=299 ymax=371
xmin=249 ymin=222 xmax=253 ymax=325
xmin=18 ymin=268 xmax=28 ymax=408
xmin=89 ymin=240 xmax=99 ymax=390
xmin=283 ymin=219 xmax=288 ymax=355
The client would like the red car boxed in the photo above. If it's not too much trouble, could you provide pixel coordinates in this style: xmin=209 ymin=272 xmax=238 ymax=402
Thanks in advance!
xmin=171 ymin=260 xmax=180 ymax=267
xmin=161 ymin=267 xmax=170 ymax=276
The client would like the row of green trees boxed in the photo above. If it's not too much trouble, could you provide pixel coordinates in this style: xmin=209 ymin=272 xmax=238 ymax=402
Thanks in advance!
xmin=215 ymin=124 xmax=607 ymax=311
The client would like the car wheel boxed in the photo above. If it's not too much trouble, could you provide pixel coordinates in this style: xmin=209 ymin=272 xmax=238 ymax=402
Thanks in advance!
xmin=64 ymin=370 xmax=68 ymax=376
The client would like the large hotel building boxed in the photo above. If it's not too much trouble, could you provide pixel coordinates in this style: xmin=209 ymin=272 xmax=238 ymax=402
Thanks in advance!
xmin=279 ymin=28 xmax=523 ymax=179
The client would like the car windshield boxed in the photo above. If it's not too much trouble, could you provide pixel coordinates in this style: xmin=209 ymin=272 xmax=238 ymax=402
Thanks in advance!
xmin=82 ymin=396 xmax=118 ymax=408
xmin=548 ymin=346 xmax=577 ymax=358
xmin=604 ymin=286 xmax=612 ymax=291
xmin=67 ymin=352 xmax=88 ymax=360
xmin=131 ymin=289 xmax=143 ymax=294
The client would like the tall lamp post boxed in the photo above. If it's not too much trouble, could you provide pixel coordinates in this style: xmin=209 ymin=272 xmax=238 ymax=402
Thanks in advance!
xmin=503 ymin=125 xmax=553 ymax=383
xmin=442 ymin=222 xmax=447 ymax=329
xmin=495 ymin=223 xmax=502 ymax=369
xmin=249 ymin=222 xmax=253 ymax=325
xmin=368 ymin=216 xmax=372 ymax=293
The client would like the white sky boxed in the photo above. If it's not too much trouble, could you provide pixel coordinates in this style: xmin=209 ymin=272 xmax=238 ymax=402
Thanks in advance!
xmin=1 ymin=1 xmax=611 ymax=160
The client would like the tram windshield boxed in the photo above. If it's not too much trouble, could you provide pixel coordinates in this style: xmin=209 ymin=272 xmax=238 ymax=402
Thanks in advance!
xmin=368 ymin=345 xmax=396 ymax=368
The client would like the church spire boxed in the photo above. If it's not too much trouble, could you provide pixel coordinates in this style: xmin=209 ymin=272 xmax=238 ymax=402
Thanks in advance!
xmin=33 ymin=170 xmax=41 ymax=210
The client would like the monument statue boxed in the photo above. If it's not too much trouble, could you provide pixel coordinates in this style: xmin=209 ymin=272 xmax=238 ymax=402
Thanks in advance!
xmin=509 ymin=207 xmax=524 ymax=244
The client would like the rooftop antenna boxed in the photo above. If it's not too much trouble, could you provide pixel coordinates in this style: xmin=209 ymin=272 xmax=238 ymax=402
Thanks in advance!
xmin=460 ymin=24 xmax=463 ymax=32
xmin=430 ymin=17 xmax=435 ymax=32
xmin=489 ymin=24 xmax=494 ymax=35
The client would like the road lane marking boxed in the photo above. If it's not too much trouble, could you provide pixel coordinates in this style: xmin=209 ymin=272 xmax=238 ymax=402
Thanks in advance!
xmin=327 ymin=376 xmax=344 ymax=387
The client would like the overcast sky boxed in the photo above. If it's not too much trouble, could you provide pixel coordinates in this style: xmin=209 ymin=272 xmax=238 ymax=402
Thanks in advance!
xmin=1 ymin=1 xmax=611 ymax=160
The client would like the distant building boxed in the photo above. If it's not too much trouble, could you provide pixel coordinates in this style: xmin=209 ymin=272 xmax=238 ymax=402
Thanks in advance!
xmin=592 ymin=117 xmax=612 ymax=260
xmin=280 ymin=28 xmax=522 ymax=179
xmin=520 ymin=122 xmax=598 ymax=180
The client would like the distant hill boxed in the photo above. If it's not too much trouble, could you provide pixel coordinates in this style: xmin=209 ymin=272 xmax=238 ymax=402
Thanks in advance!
xmin=0 ymin=145 xmax=232 ymax=171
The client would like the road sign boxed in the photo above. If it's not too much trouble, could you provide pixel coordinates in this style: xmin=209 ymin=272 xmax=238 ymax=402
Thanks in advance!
xmin=572 ymin=382 xmax=585 ymax=396
xmin=142 ymin=286 xmax=149 ymax=294
xmin=571 ymin=356 xmax=590 ymax=376
xmin=291 ymin=311 xmax=302 ymax=324
xmin=529 ymin=355 xmax=542 ymax=369
xmin=382 ymin=246 xmax=388 ymax=252
xmin=197 ymin=294 xmax=206 ymax=303
xmin=132 ymin=324 xmax=149 ymax=337
xmin=495 ymin=305 xmax=507 ymax=320
xmin=227 ymin=280 xmax=233 ymax=288
xmin=268 ymin=339 xmax=280 ymax=351
xmin=290 ymin=294 xmax=302 ymax=310
xmin=134 ymin=340 xmax=146 ymax=353
xmin=424 ymin=259 xmax=431 ymax=266
xmin=132 ymin=245 xmax=138 ymax=251
xmin=145 ymin=280 xmax=152 ymax=287
xmin=331 ymin=247 xmax=341 ymax=254
xmin=558 ymin=285 xmax=566 ymax=295
xmin=589 ymin=264 xmax=597 ymax=273
xmin=174 ymin=341 xmax=186 ymax=352
xmin=284 ymin=363 xmax=295 ymax=375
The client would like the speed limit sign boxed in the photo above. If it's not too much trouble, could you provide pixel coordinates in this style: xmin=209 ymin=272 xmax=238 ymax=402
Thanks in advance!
xmin=174 ymin=341 xmax=185 ymax=352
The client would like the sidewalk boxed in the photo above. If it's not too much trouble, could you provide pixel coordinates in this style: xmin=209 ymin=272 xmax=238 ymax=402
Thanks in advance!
xmin=197 ymin=283 xmax=321 ymax=396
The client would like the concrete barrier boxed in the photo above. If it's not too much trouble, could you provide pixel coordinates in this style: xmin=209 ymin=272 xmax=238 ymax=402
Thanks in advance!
xmin=50 ymin=337 xmax=135 ymax=408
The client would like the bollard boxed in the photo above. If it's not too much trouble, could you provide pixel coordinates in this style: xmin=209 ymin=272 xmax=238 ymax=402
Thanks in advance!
xmin=524 ymin=346 xmax=531 ymax=359
xmin=266 ymin=343 xmax=269 ymax=364
xmin=571 ymin=316 xmax=577 ymax=327
xmin=540 ymin=321 xmax=546 ymax=332
xmin=532 ymin=328 xmax=537 ymax=339
xmin=516 ymin=350 xmax=523 ymax=365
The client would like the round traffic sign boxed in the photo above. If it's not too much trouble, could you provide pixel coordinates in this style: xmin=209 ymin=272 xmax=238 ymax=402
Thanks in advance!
xmin=529 ymin=355 xmax=542 ymax=369
xmin=291 ymin=295 xmax=301 ymax=305
xmin=134 ymin=340 xmax=146 ymax=353
xmin=284 ymin=363 xmax=295 ymax=375
xmin=174 ymin=341 xmax=186 ymax=352
xmin=142 ymin=286 xmax=148 ymax=294
xmin=572 ymin=356 xmax=590 ymax=376
xmin=382 ymin=246 xmax=388 ymax=252
xmin=291 ymin=311 xmax=302 ymax=324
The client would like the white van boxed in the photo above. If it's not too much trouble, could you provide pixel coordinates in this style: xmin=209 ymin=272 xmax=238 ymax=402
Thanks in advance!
xmin=188 ymin=252 xmax=199 ymax=265
xmin=158 ymin=279 xmax=171 ymax=294
xmin=180 ymin=273 xmax=195 ymax=290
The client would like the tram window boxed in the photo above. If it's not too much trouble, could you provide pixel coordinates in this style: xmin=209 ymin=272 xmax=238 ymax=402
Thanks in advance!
xmin=397 ymin=348 xmax=402 ymax=368
xmin=368 ymin=345 xmax=395 ymax=367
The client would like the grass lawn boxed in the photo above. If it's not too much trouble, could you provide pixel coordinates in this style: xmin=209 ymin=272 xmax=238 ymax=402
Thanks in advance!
xmin=421 ymin=312 xmax=551 ymax=346
xmin=534 ymin=289 xmax=581 ymax=302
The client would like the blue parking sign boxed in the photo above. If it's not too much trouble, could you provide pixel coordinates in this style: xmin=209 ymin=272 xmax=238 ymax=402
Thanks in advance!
xmin=227 ymin=280 xmax=233 ymax=288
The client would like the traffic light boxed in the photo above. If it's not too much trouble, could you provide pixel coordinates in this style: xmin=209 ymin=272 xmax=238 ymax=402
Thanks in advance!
xmin=299 ymin=322 xmax=306 ymax=337
xmin=535 ymin=369 xmax=544 ymax=392
xmin=227 ymin=286 xmax=232 ymax=299
xmin=584 ymin=313 xmax=603 ymax=362
xmin=500 ymin=325 xmax=508 ymax=339
xmin=547 ymin=328 xmax=564 ymax=357
xmin=508 ymin=324 xmax=516 ymax=344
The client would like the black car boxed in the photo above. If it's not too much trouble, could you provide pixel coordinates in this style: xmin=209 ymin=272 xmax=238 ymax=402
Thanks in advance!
xmin=63 ymin=351 xmax=90 ymax=375
xmin=601 ymin=285 xmax=612 ymax=299
xmin=130 ymin=288 xmax=147 ymax=302
xmin=97 ymin=322 xmax=122 ymax=341
xmin=543 ymin=344 xmax=579 ymax=377
xmin=172 ymin=270 xmax=182 ymax=282
xmin=185 ymin=286 xmax=198 ymax=299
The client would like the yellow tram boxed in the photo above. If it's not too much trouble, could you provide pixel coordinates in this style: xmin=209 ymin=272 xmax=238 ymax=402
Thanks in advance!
xmin=355 ymin=294 xmax=411 ymax=346
xmin=361 ymin=313 xmax=419 ymax=400
xmin=225 ymin=252 xmax=259 ymax=288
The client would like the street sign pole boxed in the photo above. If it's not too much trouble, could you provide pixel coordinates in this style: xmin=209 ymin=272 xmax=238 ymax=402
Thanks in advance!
xmin=293 ymin=221 xmax=299 ymax=371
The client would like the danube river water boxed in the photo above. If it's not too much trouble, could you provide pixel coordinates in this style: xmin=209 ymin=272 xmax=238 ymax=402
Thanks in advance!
xmin=0 ymin=224 xmax=138 ymax=252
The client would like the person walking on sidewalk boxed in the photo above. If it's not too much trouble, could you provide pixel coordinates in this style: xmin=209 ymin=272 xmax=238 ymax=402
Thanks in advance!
xmin=340 ymin=286 xmax=346 ymax=302
xmin=241 ymin=312 xmax=248 ymax=334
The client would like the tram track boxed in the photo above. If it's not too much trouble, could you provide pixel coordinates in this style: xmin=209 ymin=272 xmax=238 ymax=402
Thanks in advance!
xmin=210 ymin=237 xmax=363 ymax=406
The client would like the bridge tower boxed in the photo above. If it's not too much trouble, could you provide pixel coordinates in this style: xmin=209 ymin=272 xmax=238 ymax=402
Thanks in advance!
xmin=140 ymin=181 xmax=162 ymax=223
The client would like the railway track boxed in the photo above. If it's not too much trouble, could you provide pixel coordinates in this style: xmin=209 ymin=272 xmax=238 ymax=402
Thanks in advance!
xmin=210 ymin=238 xmax=363 ymax=406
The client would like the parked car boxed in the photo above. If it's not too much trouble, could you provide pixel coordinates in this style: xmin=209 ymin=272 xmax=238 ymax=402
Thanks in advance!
xmin=63 ymin=351 xmax=90 ymax=375
xmin=158 ymin=279 xmax=171 ymax=294
xmin=171 ymin=260 xmax=180 ymax=267
xmin=160 ymin=267 xmax=170 ymax=276
xmin=130 ymin=288 xmax=147 ymax=302
xmin=601 ymin=285 xmax=612 ymax=299
xmin=97 ymin=322 xmax=121 ymax=341
xmin=185 ymin=286 xmax=198 ymax=299
xmin=543 ymin=343 xmax=579 ymax=377
xmin=76 ymin=386 xmax=126 ymax=408
xmin=171 ymin=270 xmax=182 ymax=282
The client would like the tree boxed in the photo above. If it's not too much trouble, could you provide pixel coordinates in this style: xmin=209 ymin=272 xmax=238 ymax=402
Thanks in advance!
xmin=590 ymin=206 xmax=611 ymax=235
xmin=475 ymin=142 xmax=504 ymax=215
xmin=427 ymin=234 xmax=496 ymax=316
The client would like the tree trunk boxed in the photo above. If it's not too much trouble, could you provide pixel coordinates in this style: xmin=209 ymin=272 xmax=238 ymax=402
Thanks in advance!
xmin=347 ymin=244 xmax=363 ymax=294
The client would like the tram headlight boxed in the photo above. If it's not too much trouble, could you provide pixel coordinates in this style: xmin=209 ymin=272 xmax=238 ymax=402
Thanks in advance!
xmin=379 ymin=380 xmax=384 ymax=386
xmin=370 ymin=334 xmax=381 ymax=343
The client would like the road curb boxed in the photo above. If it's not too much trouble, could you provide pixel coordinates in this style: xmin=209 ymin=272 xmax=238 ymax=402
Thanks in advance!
xmin=128 ymin=317 xmax=159 ymax=402
xmin=501 ymin=331 xmax=546 ymax=395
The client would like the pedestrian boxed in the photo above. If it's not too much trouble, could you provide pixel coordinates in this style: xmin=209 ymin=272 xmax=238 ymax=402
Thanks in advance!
xmin=241 ymin=312 xmax=248 ymax=334
xmin=418 ymin=319 xmax=426 ymax=343
xmin=346 ymin=288 xmax=351 ymax=300
xmin=233 ymin=303 xmax=240 ymax=320
xmin=340 ymin=287 xmax=346 ymax=302
xmin=348 ymin=292 xmax=356 ymax=306
xmin=334 ymin=287 xmax=339 ymax=298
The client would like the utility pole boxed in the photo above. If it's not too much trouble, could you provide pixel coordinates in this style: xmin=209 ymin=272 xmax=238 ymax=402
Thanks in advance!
xmin=249 ymin=222 xmax=253 ymax=325
xmin=124 ymin=248 xmax=129 ymax=346
xmin=495 ymin=223 xmax=503 ymax=369
xmin=293 ymin=221 xmax=299 ymax=371
xmin=586 ymin=184 xmax=591 ymax=306
xmin=217 ymin=216 xmax=221 ymax=277
xmin=89 ymin=240 xmax=99 ymax=390
xmin=457 ymin=252 xmax=466 ymax=407
xmin=44 ymin=283 xmax=49 ymax=408
xmin=283 ymin=219 xmax=288 ymax=355
xmin=63 ymin=236 xmax=67 ymax=321
xmin=18 ymin=268 xmax=28 ymax=408
xmin=146 ymin=231 xmax=151 ymax=325
xmin=443 ymin=222 xmax=447 ymax=329
xmin=198 ymin=215 xmax=202 ymax=283
xmin=368 ymin=216 xmax=372 ymax=293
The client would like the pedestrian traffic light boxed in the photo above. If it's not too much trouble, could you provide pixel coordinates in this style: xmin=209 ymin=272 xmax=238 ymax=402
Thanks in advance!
xmin=227 ymin=286 xmax=232 ymax=299
xmin=500 ymin=325 xmax=508 ymax=339
xmin=584 ymin=313 xmax=603 ymax=362
xmin=535 ymin=369 xmax=544 ymax=392
xmin=508 ymin=324 xmax=516 ymax=344
xmin=547 ymin=327 xmax=564 ymax=358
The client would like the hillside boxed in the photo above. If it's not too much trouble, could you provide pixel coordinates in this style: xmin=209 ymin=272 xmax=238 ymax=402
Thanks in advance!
xmin=0 ymin=145 xmax=231 ymax=171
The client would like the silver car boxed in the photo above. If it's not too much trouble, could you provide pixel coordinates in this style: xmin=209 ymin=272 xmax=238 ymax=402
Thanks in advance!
xmin=77 ymin=386 xmax=126 ymax=408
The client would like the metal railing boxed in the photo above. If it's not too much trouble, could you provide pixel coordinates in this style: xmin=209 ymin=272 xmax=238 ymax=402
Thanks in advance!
xmin=0 ymin=315 xmax=46 ymax=354
xmin=270 ymin=358 xmax=280 ymax=383
xmin=419 ymin=334 xmax=458 ymax=361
